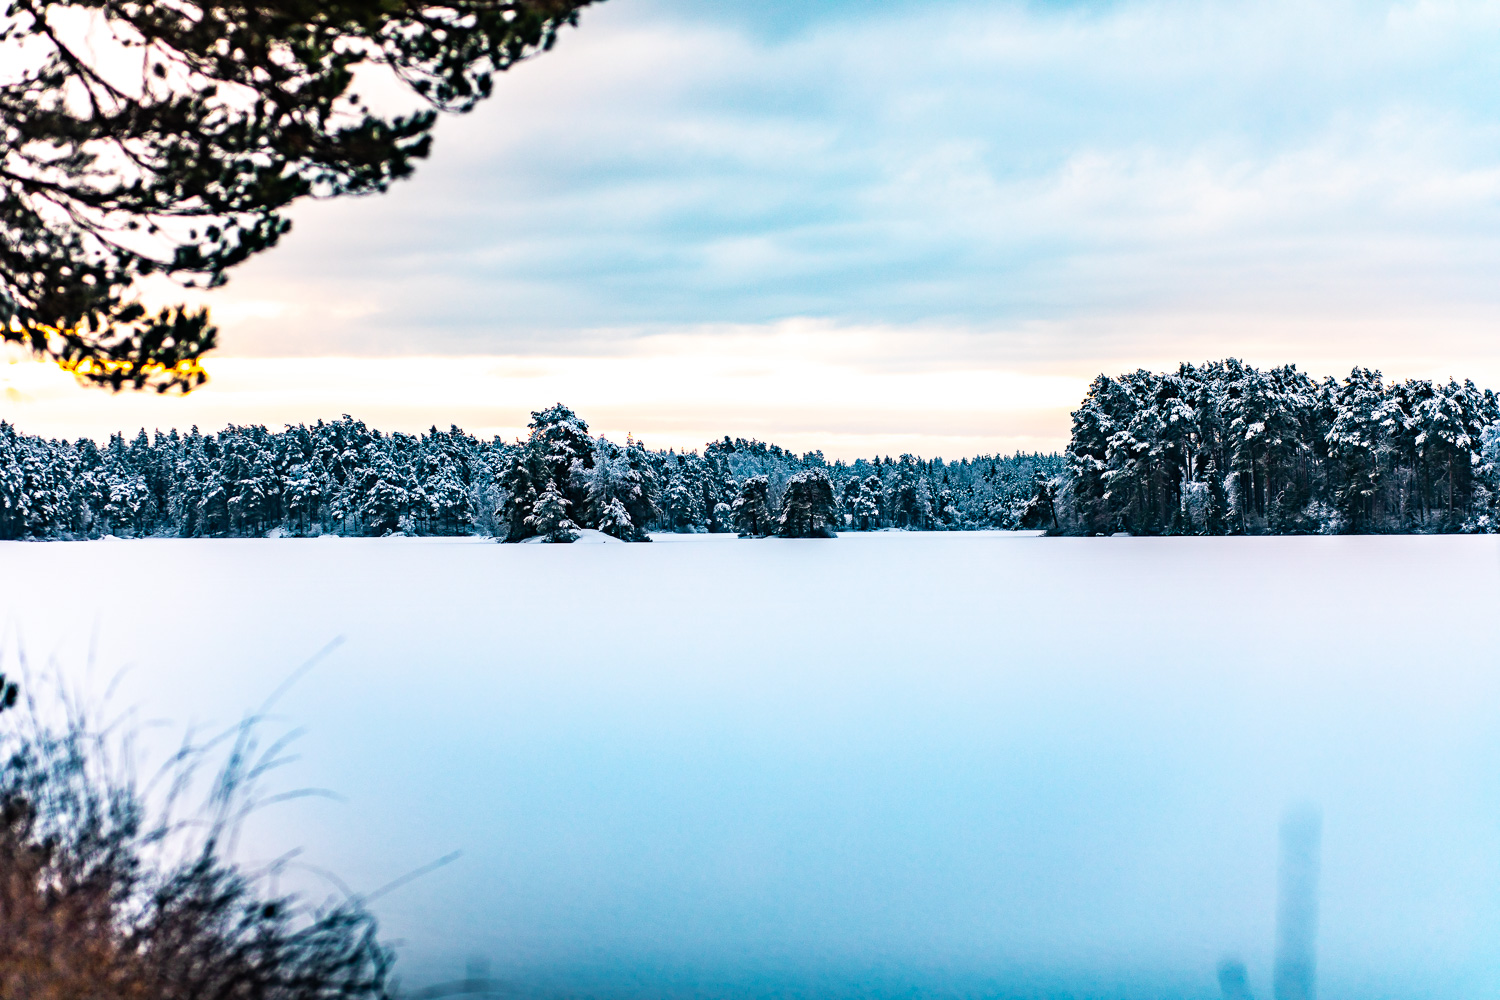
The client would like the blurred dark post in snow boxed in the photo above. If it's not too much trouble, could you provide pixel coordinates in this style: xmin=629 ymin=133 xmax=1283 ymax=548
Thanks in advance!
xmin=1217 ymin=957 xmax=1253 ymax=999
xmin=1274 ymin=805 xmax=1321 ymax=1000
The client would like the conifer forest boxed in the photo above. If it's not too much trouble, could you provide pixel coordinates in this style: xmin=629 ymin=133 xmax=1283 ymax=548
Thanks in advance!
xmin=0 ymin=404 xmax=1059 ymax=541
xmin=5 ymin=360 xmax=1499 ymax=541
xmin=1060 ymin=360 xmax=1500 ymax=535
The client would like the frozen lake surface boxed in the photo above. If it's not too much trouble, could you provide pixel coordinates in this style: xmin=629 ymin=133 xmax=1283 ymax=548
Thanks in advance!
xmin=1 ymin=532 xmax=1498 ymax=999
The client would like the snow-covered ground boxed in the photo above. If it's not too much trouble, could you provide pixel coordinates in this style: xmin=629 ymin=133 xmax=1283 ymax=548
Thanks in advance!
xmin=1 ymin=532 xmax=1498 ymax=999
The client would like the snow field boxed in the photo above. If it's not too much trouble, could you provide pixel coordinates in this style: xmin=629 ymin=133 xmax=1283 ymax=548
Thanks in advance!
xmin=0 ymin=532 xmax=1498 ymax=999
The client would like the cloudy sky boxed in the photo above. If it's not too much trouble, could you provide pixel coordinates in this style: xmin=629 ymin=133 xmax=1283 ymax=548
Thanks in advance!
xmin=7 ymin=0 xmax=1500 ymax=456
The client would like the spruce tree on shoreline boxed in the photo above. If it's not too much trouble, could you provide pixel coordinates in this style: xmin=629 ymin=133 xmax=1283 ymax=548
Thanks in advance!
xmin=777 ymin=470 xmax=839 ymax=539
xmin=731 ymin=477 xmax=775 ymax=537
xmin=526 ymin=480 xmax=581 ymax=543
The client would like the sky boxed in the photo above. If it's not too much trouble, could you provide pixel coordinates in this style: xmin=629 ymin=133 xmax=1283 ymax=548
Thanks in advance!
xmin=7 ymin=0 xmax=1500 ymax=457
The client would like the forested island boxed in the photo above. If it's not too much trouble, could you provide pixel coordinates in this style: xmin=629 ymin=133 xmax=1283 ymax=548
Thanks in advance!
xmin=1062 ymin=360 xmax=1500 ymax=535
xmin=3 ymin=359 xmax=1498 ymax=540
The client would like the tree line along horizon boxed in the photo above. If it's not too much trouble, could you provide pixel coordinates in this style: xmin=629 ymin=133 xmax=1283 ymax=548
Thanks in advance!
xmin=2 ymin=358 xmax=1498 ymax=541
xmin=0 ymin=403 xmax=1063 ymax=542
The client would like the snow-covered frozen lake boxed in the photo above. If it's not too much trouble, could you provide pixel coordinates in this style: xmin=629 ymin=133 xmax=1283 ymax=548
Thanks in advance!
xmin=2 ymin=532 xmax=1498 ymax=999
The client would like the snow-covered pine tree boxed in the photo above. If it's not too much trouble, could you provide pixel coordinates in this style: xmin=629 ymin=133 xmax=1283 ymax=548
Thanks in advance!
xmin=282 ymin=462 xmax=321 ymax=537
xmin=0 ymin=424 xmax=26 ymax=540
xmin=527 ymin=404 xmax=595 ymax=518
xmin=597 ymin=496 xmax=635 ymax=540
xmin=730 ymin=476 xmax=774 ymax=537
xmin=418 ymin=451 xmax=473 ymax=536
xmin=358 ymin=448 xmax=415 ymax=536
xmin=663 ymin=465 xmax=706 ymax=532
xmin=582 ymin=437 xmax=653 ymax=541
xmin=1468 ymin=422 xmax=1500 ymax=531
xmin=859 ymin=474 xmax=884 ymax=528
xmin=1019 ymin=469 xmax=1060 ymax=532
xmin=1410 ymin=379 xmax=1495 ymax=526
xmin=620 ymin=435 xmax=663 ymax=536
xmin=495 ymin=446 xmax=541 ymax=542
xmin=839 ymin=477 xmax=864 ymax=530
xmin=526 ymin=480 xmax=580 ymax=542
xmin=1325 ymin=368 xmax=1398 ymax=531
xmin=776 ymin=469 xmax=838 ymax=538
